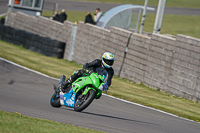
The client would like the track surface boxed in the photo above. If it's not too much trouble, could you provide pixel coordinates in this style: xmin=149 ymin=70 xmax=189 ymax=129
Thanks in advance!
xmin=0 ymin=0 xmax=200 ymax=15
xmin=0 ymin=58 xmax=200 ymax=133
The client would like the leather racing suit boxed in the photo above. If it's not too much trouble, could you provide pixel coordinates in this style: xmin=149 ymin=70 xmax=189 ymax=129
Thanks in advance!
xmin=61 ymin=59 xmax=114 ymax=92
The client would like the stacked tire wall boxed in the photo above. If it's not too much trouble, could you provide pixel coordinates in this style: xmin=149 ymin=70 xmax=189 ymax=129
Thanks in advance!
xmin=4 ymin=12 xmax=200 ymax=102
xmin=5 ymin=12 xmax=74 ymax=59
xmin=0 ymin=24 xmax=66 ymax=58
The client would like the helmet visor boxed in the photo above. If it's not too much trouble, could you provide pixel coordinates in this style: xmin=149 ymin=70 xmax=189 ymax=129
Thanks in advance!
xmin=103 ymin=58 xmax=114 ymax=66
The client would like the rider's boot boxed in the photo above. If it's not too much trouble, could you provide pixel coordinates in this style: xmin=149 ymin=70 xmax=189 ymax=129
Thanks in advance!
xmin=61 ymin=78 xmax=72 ymax=93
xmin=60 ymin=70 xmax=83 ymax=93
xmin=57 ymin=75 xmax=66 ymax=92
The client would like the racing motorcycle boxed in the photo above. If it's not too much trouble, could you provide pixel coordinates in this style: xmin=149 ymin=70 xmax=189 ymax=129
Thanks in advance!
xmin=50 ymin=68 xmax=108 ymax=112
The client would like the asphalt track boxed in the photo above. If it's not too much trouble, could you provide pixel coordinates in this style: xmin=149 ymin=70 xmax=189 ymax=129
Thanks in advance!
xmin=0 ymin=0 xmax=200 ymax=16
xmin=0 ymin=58 xmax=200 ymax=133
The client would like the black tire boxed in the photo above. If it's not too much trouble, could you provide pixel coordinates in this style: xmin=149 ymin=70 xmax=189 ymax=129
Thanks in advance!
xmin=44 ymin=51 xmax=64 ymax=59
xmin=74 ymin=89 xmax=96 ymax=112
xmin=50 ymin=40 xmax=66 ymax=49
xmin=50 ymin=92 xmax=62 ymax=108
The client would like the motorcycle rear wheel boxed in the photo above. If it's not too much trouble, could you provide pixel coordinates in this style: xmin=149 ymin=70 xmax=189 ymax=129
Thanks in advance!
xmin=74 ymin=89 xmax=96 ymax=112
xmin=50 ymin=92 xmax=62 ymax=108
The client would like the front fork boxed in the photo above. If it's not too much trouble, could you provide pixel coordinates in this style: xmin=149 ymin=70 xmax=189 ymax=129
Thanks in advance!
xmin=58 ymin=75 xmax=66 ymax=90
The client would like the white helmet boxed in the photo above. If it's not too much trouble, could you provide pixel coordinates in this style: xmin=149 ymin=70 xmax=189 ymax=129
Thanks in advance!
xmin=102 ymin=52 xmax=114 ymax=68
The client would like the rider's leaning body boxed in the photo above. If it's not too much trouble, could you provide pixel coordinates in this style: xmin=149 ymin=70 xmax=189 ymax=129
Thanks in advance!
xmin=59 ymin=52 xmax=115 ymax=92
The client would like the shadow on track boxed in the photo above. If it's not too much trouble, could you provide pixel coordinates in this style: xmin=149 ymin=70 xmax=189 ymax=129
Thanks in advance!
xmin=82 ymin=111 xmax=160 ymax=126
xmin=60 ymin=108 xmax=159 ymax=126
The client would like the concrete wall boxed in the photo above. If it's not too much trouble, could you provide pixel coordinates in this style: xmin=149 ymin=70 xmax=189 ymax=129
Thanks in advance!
xmin=73 ymin=22 xmax=132 ymax=76
xmin=5 ymin=12 xmax=74 ymax=59
xmin=5 ymin=12 xmax=200 ymax=102
xmin=172 ymin=35 xmax=200 ymax=100
xmin=0 ymin=25 xmax=66 ymax=58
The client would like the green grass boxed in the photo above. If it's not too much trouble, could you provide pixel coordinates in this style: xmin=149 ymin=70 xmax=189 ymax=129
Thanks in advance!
xmin=1 ymin=40 xmax=200 ymax=124
xmin=143 ymin=14 xmax=200 ymax=38
xmin=67 ymin=0 xmax=200 ymax=8
xmin=0 ymin=110 xmax=105 ymax=133
xmin=43 ymin=11 xmax=87 ymax=24
xmin=0 ymin=41 xmax=82 ymax=79
xmin=0 ymin=16 xmax=5 ymax=19
xmin=43 ymin=11 xmax=200 ymax=39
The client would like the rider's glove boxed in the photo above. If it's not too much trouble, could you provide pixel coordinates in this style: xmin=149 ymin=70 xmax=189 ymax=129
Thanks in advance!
xmin=98 ymin=82 xmax=108 ymax=91
xmin=82 ymin=68 xmax=95 ymax=75
xmin=82 ymin=68 xmax=89 ymax=74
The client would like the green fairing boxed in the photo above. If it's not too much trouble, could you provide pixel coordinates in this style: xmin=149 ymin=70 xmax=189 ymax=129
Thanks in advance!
xmin=72 ymin=72 xmax=104 ymax=98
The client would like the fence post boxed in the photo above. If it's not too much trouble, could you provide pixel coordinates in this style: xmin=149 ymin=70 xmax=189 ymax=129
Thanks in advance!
xmin=67 ymin=24 xmax=77 ymax=61
xmin=139 ymin=0 xmax=148 ymax=34
xmin=153 ymin=0 xmax=166 ymax=33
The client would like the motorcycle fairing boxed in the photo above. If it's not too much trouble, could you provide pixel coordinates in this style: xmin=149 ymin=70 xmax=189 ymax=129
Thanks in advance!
xmin=72 ymin=73 xmax=101 ymax=94
xmin=60 ymin=88 xmax=77 ymax=107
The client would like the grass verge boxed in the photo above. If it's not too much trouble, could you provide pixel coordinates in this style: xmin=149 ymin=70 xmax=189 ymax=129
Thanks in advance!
xmin=1 ymin=40 xmax=200 ymax=123
xmin=42 ymin=11 xmax=200 ymax=39
xmin=65 ymin=0 xmax=200 ymax=8
xmin=0 ymin=110 xmax=105 ymax=133
xmin=144 ymin=14 xmax=200 ymax=39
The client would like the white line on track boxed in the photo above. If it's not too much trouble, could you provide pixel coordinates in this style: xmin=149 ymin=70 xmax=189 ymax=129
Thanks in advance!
xmin=0 ymin=13 xmax=6 ymax=17
xmin=0 ymin=57 xmax=198 ymax=124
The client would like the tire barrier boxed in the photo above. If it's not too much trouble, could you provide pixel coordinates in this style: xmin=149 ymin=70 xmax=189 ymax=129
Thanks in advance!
xmin=0 ymin=24 xmax=66 ymax=59
xmin=0 ymin=18 xmax=5 ymax=25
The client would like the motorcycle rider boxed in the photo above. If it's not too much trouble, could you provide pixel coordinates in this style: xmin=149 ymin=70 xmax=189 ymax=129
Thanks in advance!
xmin=59 ymin=52 xmax=114 ymax=93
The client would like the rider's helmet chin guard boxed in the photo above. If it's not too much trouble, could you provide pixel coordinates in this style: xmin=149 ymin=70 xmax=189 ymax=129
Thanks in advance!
xmin=102 ymin=52 xmax=114 ymax=68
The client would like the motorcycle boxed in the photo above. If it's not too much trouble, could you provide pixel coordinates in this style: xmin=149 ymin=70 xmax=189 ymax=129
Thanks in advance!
xmin=50 ymin=68 xmax=108 ymax=112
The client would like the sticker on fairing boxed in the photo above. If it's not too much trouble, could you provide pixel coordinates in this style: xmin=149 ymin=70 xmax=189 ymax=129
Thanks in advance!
xmin=65 ymin=99 xmax=74 ymax=107
xmin=60 ymin=92 xmax=64 ymax=100
xmin=94 ymin=74 xmax=98 ymax=79
xmin=63 ymin=92 xmax=76 ymax=107
xmin=60 ymin=92 xmax=64 ymax=105
xmin=71 ymin=94 xmax=75 ymax=100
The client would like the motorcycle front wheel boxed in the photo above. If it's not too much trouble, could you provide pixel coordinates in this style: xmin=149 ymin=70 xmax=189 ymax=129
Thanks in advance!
xmin=74 ymin=89 xmax=96 ymax=112
xmin=50 ymin=91 xmax=62 ymax=108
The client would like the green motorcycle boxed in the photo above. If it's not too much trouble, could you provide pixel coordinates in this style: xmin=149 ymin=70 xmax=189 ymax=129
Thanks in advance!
xmin=50 ymin=68 xmax=108 ymax=112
